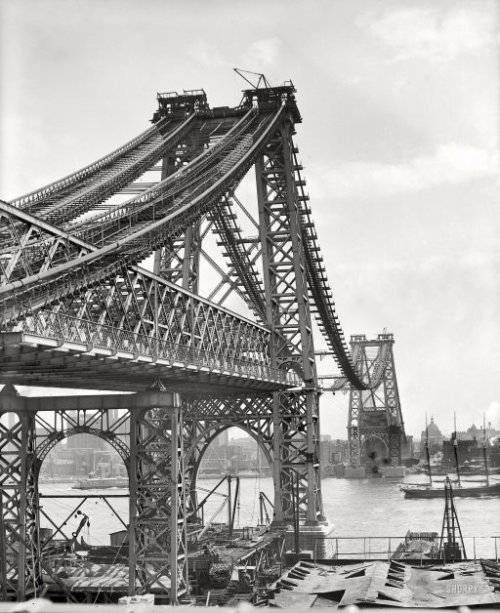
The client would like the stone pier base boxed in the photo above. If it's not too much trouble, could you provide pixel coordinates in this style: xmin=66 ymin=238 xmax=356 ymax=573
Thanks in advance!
xmin=285 ymin=521 xmax=336 ymax=560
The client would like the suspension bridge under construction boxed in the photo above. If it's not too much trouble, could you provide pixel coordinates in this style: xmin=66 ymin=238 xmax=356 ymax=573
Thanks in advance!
xmin=0 ymin=80 xmax=406 ymax=603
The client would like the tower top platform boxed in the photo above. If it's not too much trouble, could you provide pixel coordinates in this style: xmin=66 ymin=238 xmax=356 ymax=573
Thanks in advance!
xmin=240 ymin=81 xmax=301 ymax=123
xmin=152 ymin=89 xmax=209 ymax=120
xmin=151 ymin=82 xmax=301 ymax=123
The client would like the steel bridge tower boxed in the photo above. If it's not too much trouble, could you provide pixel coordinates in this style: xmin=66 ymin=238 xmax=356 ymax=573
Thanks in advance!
xmin=0 ymin=82 xmax=393 ymax=601
xmin=347 ymin=333 xmax=406 ymax=473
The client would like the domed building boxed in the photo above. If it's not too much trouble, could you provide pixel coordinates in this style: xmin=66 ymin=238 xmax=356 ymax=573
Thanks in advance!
xmin=421 ymin=417 xmax=444 ymax=454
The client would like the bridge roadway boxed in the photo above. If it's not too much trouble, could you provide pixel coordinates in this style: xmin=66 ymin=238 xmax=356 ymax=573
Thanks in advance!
xmin=0 ymin=305 xmax=297 ymax=394
xmin=0 ymin=105 xmax=298 ymax=394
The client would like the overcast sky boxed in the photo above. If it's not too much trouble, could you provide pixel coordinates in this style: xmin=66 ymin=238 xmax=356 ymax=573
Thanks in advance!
xmin=1 ymin=0 xmax=499 ymax=439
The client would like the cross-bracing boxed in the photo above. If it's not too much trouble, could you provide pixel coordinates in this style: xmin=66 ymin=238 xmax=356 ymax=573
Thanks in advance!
xmin=0 ymin=82 xmax=404 ymax=602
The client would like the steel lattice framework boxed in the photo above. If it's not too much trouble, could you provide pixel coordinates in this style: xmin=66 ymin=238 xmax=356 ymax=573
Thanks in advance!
xmin=0 ymin=83 xmax=402 ymax=601
xmin=347 ymin=333 xmax=406 ymax=469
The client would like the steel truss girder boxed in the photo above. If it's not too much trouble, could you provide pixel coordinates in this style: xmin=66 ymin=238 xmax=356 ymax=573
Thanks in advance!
xmin=5 ymin=262 xmax=290 ymax=388
xmin=0 ymin=204 xmax=282 ymax=387
xmin=10 ymin=118 xmax=176 ymax=214
xmin=0 ymin=203 xmax=289 ymax=389
xmin=255 ymin=119 xmax=323 ymax=525
xmin=182 ymin=395 xmax=274 ymax=521
xmin=153 ymin=131 xmax=209 ymax=293
xmin=0 ymin=110 xmax=285 ymax=335
xmin=0 ymin=401 xmax=40 ymax=599
xmin=2 ymin=110 xmax=291 ymax=331
xmin=348 ymin=335 xmax=405 ymax=467
xmin=208 ymin=193 xmax=266 ymax=321
xmin=0 ymin=390 xmax=188 ymax=602
xmin=34 ymin=409 xmax=130 ymax=467
xmin=0 ymin=117 xmax=195 ymax=283
xmin=272 ymin=391 xmax=323 ymax=525
xmin=129 ymin=395 xmax=187 ymax=602
xmin=38 ymin=117 xmax=195 ymax=228
xmin=0 ymin=113 xmax=221 ymax=293
xmin=0 ymin=200 xmax=93 ymax=288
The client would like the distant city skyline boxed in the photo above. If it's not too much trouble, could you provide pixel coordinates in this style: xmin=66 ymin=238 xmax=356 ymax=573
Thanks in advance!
xmin=4 ymin=383 xmax=496 ymax=439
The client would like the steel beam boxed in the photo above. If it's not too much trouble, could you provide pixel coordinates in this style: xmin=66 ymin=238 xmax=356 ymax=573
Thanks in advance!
xmin=0 ymin=386 xmax=41 ymax=600
xmin=129 ymin=392 xmax=187 ymax=602
xmin=256 ymin=118 xmax=323 ymax=526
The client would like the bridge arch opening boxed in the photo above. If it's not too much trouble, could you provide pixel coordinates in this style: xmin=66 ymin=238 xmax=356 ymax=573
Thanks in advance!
xmin=197 ymin=426 xmax=271 ymax=479
xmin=193 ymin=426 xmax=273 ymax=528
xmin=38 ymin=432 xmax=129 ymax=546
xmin=37 ymin=425 xmax=130 ymax=478
xmin=39 ymin=432 xmax=128 ymax=482
xmin=362 ymin=436 xmax=390 ymax=475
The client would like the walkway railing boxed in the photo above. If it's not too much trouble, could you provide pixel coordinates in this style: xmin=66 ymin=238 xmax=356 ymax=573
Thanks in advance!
xmin=19 ymin=310 xmax=300 ymax=387
xmin=314 ymin=536 xmax=500 ymax=563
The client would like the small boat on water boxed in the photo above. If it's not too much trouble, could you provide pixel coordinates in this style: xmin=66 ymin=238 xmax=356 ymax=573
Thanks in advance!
xmin=401 ymin=415 xmax=500 ymax=499
xmin=401 ymin=480 xmax=500 ymax=498
xmin=72 ymin=476 xmax=129 ymax=490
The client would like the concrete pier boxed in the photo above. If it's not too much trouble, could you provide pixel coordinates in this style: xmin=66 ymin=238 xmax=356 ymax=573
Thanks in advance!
xmin=285 ymin=522 xmax=336 ymax=559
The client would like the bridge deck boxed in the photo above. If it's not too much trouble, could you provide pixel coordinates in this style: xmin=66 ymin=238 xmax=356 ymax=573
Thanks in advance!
xmin=0 ymin=332 xmax=296 ymax=393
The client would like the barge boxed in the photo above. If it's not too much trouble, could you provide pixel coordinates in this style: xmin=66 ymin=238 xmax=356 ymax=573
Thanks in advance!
xmin=72 ymin=476 xmax=129 ymax=490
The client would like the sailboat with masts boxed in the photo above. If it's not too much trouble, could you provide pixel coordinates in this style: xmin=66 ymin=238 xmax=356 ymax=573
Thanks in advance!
xmin=401 ymin=414 xmax=500 ymax=499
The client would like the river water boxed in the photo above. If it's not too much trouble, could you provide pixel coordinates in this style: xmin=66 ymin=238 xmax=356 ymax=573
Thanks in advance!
xmin=39 ymin=475 xmax=500 ymax=559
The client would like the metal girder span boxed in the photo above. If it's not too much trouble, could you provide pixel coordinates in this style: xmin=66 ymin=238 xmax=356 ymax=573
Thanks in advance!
xmin=0 ymin=211 xmax=297 ymax=392
xmin=28 ymin=115 xmax=197 ymax=227
xmin=301 ymin=207 xmax=366 ymax=390
xmin=0 ymin=107 xmax=287 ymax=316
xmin=10 ymin=118 xmax=169 ymax=212
xmin=69 ymin=108 xmax=261 ymax=244
xmin=10 ymin=117 xmax=174 ymax=216
xmin=292 ymin=149 xmax=377 ymax=391
xmin=208 ymin=194 xmax=267 ymax=322
xmin=0 ymin=199 xmax=93 ymax=286
xmin=1 ymin=106 xmax=243 ymax=288
xmin=1 ymin=259 xmax=296 ymax=383
xmin=0 ymin=200 xmax=294 ymax=388
xmin=11 ymin=299 xmax=289 ymax=384
xmin=0 ymin=117 xmax=197 ymax=282
xmin=0 ymin=111 xmax=258 ymax=299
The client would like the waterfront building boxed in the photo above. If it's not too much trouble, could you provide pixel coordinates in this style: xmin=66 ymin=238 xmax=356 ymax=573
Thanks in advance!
xmin=442 ymin=423 xmax=500 ymax=469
